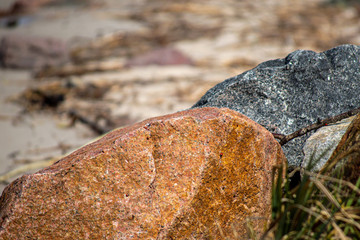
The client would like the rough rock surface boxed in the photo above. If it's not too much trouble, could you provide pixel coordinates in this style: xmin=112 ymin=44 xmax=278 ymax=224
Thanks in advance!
xmin=192 ymin=44 xmax=360 ymax=167
xmin=0 ymin=34 xmax=68 ymax=70
xmin=0 ymin=107 xmax=285 ymax=239
xmin=302 ymin=117 xmax=354 ymax=172
xmin=324 ymin=113 xmax=360 ymax=184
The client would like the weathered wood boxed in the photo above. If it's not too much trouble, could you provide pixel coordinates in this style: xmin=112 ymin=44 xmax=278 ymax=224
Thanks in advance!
xmin=34 ymin=60 xmax=124 ymax=78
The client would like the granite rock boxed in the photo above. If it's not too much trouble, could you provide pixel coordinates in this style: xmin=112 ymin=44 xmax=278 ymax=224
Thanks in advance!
xmin=0 ymin=107 xmax=285 ymax=239
xmin=192 ymin=44 xmax=360 ymax=167
xmin=302 ymin=117 xmax=354 ymax=172
xmin=0 ymin=34 xmax=69 ymax=70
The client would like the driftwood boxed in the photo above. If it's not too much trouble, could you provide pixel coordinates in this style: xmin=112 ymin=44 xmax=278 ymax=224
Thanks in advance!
xmin=68 ymin=110 xmax=110 ymax=135
xmin=70 ymin=32 xmax=158 ymax=63
xmin=0 ymin=157 xmax=60 ymax=184
xmin=273 ymin=107 xmax=360 ymax=146
xmin=34 ymin=60 xmax=124 ymax=78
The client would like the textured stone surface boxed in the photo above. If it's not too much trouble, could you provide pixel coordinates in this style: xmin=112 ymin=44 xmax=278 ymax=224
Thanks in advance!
xmin=324 ymin=113 xmax=360 ymax=183
xmin=192 ymin=44 xmax=360 ymax=167
xmin=0 ymin=107 xmax=285 ymax=239
xmin=0 ymin=34 xmax=68 ymax=70
xmin=302 ymin=117 xmax=354 ymax=172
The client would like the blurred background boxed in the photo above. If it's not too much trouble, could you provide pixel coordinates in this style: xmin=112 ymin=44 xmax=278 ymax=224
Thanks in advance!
xmin=0 ymin=0 xmax=359 ymax=192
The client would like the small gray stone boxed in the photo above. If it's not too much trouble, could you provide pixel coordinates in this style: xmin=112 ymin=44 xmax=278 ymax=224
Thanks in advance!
xmin=302 ymin=117 xmax=354 ymax=172
xmin=0 ymin=34 xmax=69 ymax=70
xmin=192 ymin=44 xmax=360 ymax=167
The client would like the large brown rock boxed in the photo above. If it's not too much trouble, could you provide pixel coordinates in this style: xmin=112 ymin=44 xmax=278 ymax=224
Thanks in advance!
xmin=0 ymin=107 xmax=285 ymax=239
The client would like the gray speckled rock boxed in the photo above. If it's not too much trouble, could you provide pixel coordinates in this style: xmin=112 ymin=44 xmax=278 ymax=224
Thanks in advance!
xmin=302 ymin=117 xmax=354 ymax=172
xmin=192 ymin=44 xmax=360 ymax=167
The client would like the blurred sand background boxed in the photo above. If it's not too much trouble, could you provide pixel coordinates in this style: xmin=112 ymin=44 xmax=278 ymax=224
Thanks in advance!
xmin=0 ymin=0 xmax=359 ymax=192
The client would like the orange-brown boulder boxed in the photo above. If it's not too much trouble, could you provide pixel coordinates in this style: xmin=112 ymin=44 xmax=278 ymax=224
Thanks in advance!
xmin=0 ymin=107 xmax=285 ymax=239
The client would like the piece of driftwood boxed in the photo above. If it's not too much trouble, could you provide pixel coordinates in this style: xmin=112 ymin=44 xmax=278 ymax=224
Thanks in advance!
xmin=70 ymin=32 xmax=158 ymax=63
xmin=0 ymin=157 xmax=60 ymax=184
xmin=68 ymin=110 xmax=109 ymax=135
xmin=273 ymin=107 xmax=360 ymax=146
xmin=34 ymin=60 xmax=124 ymax=78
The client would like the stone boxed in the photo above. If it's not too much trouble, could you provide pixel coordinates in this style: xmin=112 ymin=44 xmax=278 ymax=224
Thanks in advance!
xmin=8 ymin=0 xmax=52 ymax=14
xmin=125 ymin=47 xmax=193 ymax=67
xmin=192 ymin=44 xmax=360 ymax=168
xmin=302 ymin=117 xmax=354 ymax=172
xmin=0 ymin=34 xmax=69 ymax=70
xmin=0 ymin=0 xmax=52 ymax=28
xmin=0 ymin=107 xmax=285 ymax=239
xmin=322 ymin=113 xmax=360 ymax=184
